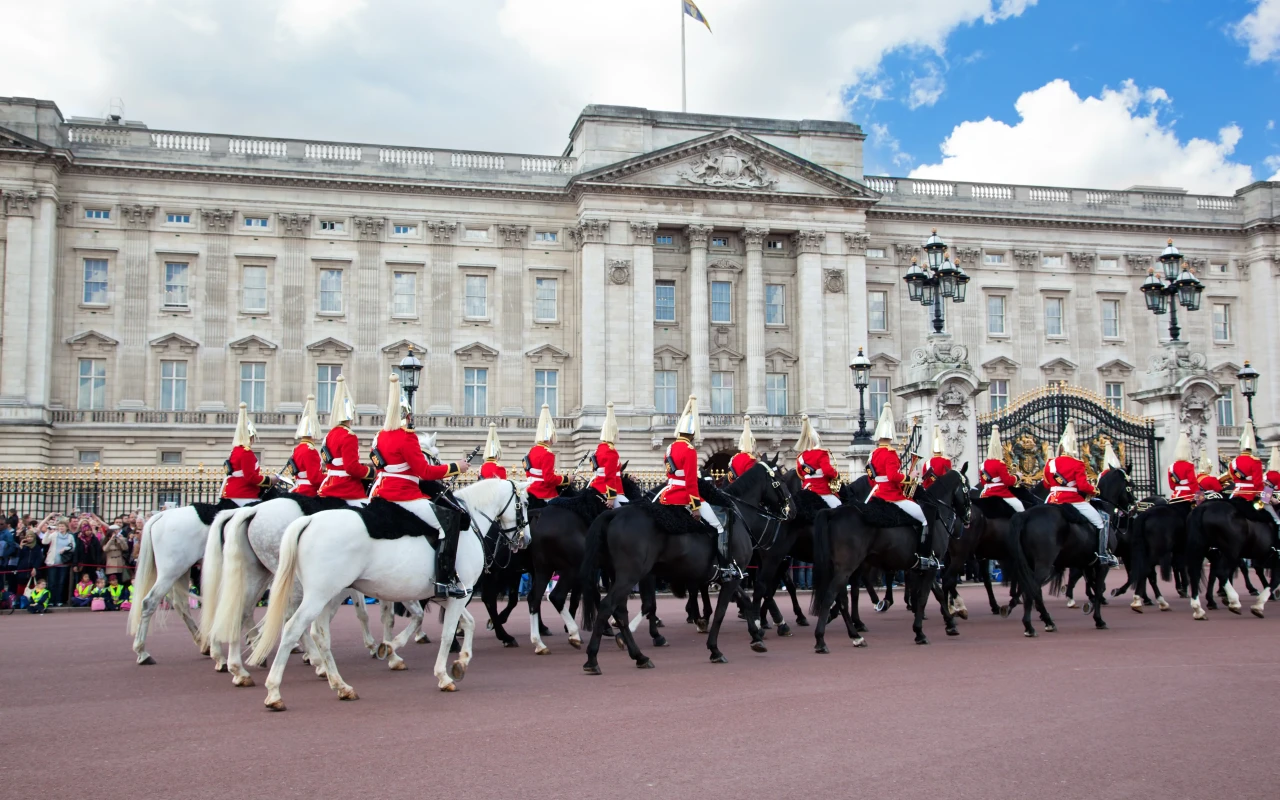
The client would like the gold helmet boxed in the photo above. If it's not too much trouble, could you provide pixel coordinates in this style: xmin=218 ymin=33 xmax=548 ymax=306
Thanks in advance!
xmin=932 ymin=426 xmax=944 ymax=455
xmin=483 ymin=422 xmax=501 ymax=462
xmin=674 ymin=395 xmax=700 ymax=440
xmin=795 ymin=413 xmax=822 ymax=452
xmin=328 ymin=375 xmax=356 ymax=428
xmin=535 ymin=403 xmax=557 ymax=445
xmin=381 ymin=374 xmax=412 ymax=432
xmin=1172 ymin=430 xmax=1192 ymax=463
xmin=1239 ymin=419 xmax=1257 ymax=454
xmin=872 ymin=403 xmax=895 ymax=444
xmin=738 ymin=415 xmax=756 ymax=454
xmin=1059 ymin=420 xmax=1079 ymax=458
xmin=600 ymin=401 xmax=618 ymax=444
xmin=232 ymin=402 xmax=256 ymax=449
xmin=986 ymin=424 xmax=1003 ymax=462
xmin=1197 ymin=446 xmax=1214 ymax=476
xmin=295 ymin=394 xmax=320 ymax=441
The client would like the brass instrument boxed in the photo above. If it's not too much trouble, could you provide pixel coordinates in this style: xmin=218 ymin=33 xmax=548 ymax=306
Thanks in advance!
xmin=900 ymin=417 xmax=924 ymax=499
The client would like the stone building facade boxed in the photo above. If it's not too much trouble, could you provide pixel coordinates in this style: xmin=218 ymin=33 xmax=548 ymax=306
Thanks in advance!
xmin=1 ymin=96 xmax=1277 ymax=488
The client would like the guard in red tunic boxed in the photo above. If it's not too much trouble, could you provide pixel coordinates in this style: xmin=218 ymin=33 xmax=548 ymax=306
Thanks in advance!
xmin=1097 ymin=441 xmax=1123 ymax=483
xmin=921 ymin=426 xmax=952 ymax=491
xmin=1197 ymin=448 xmax=1224 ymax=495
xmin=1228 ymin=420 xmax=1264 ymax=502
xmin=589 ymin=402 xmax=625 ymax=508
xmin=1263 ymin=445 xmax=1280 ymax=528
xmin=479 ymin=423 xmax=507 ymax=480
xmin=658 ymin=395 xmax=738 ymax=581
xmin=523 ymin=404 xmax=563 ymax=505
xmin=1167 ymin=431 xmax=1197 ymax=503
xmin=729 ymin=416 xmax=758 ymax=481
xmin=866 ymin=405 xmax=932 ymax=569
xmin=979 ymin=424 xmax=1023 ymax=512
xmin=369 ymin=374 xmax=470 ymax=597
xmin=796 ymin=414 xmax=840 ymax=509
xmin=222 ymin=402 xmax=273 ymax=505
xmin=317 ymin=376 xmax=373 ymax=506
xmin=1044 ymin=420 xmax=1117 ymax=567
xmin=286 ymin=394 xmax=324 ymax=497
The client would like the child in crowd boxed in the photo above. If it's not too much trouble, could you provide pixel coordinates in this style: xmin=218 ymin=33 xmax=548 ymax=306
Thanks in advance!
xmin=70 ymin=572 xmax=95 ymax=607
xmin=90 ymin=576 xmax=108 ymax=610
xmin=104 ymin=574 xmax=125 ymax=611
xmin=27 ymin=577 xmax=50 ymax=613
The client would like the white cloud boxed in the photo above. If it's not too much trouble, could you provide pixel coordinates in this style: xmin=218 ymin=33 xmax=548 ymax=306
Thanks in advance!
xmin=868 ymin=122 xmax=912 ymax=169
xmin=1232 ymin=0 xmax=1280 ymax=62
xmin=0 ymin=0 xmax=1035 ymax=154
xmin=907 ymin=66 xmax=945 ymax=109
xmin=910 ymin=79 xmax=1256 ymax=195
xmin=1266 ymin=155 xmax=1280 ymax=180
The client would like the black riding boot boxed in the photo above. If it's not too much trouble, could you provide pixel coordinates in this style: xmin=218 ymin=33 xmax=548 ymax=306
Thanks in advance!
xmin=1094 ymin=516 xmax=1119 ymax=569
xmin=913 ymin=525 xmax=940 ymax=571
xmin=435 ymin=525 xmax=467 ymax=599
xmin=714 ymin=525 xmax=743 ymax=583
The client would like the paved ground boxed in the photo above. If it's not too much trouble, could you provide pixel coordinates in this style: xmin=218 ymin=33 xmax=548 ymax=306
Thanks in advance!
xmin=3 ymin=582 xmax=1278 ymax=799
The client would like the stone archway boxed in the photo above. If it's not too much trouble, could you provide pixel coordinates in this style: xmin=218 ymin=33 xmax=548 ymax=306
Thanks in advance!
xmin=702 ymin=448 xmax=734 ymax=483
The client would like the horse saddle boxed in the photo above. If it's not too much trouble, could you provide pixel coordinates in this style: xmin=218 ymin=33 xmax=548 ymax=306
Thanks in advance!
xmin=848 ymin=498 xmax=923 ymax=530
xmin=359 ymin=498 xmax=443 ymax=548
xmin=546 ymin=490 xmax=607 ymax=525
xmin=637 ymin=502 xmax=730 ymax=537
xmin=973 ymin=496 xmax=1019 ymax=521
xmin=1229 ymin=496 xmax=1276 ymax=525
xmin=793 ymin=489 xmax=835 ymax=525
xmin=192 ymin=498 xmax=246 ymax=526
xmin=283 ymin=493 xmax=349 ymax=517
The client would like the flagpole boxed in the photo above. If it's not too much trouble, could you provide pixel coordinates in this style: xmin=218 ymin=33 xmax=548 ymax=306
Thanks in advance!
xmin=680 ymin=1 xmax=687 ymax=112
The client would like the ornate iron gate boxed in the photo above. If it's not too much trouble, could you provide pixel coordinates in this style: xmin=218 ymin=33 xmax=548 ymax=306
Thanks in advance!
xmin=976 ymin=385 xmax=1160 ymax=498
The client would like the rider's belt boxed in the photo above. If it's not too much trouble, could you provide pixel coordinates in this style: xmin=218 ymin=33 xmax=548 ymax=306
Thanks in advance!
xmin=296 ymin=478 xmax=311 ymax=486
xmin=986 ymin=477 xmax=1002 ymax=484
xmin=380 ymin=462 xmax=416 ymax=481
xmin=327 ymin=470 xmax=349 ymax=478
xmin=1048 ymin=485 xmax=1078 ymax=494
xmin=331 ymin=457 xmax=345 ymax=467
xmin=873 ymin=476 xmax=890 ymax=483
xmin=799 ymin=460 xmax=817 ymax=477
xmin=526 ymin=467 xmax=543 ymax=477
xmin=667 ymin=478 xmax=686 ymax=487
xmin=228 ymin=470 xmax=245 ymax=478
xmin=594 ymin=467 xmax=607 ymax=477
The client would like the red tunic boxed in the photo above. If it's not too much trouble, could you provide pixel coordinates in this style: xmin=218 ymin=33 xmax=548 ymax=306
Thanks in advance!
xmin=867 ymin=445 xmax=908 ymax=503
xmin=480 ymin=461 xmax=507 ymax=480
xmin=1043 ymin=456 xmax=1093 ymax=504
xmin=524 ymin=444 xmax=563 ymax=500
xmin=1167 ymin=460 xmax=1197 ymax=501
xmin=922 ymin=456 xmax=952 ymax=490
xmin=659 ymin=437 xmax=701 ymax=506
xmin=729 ymin=452 xmax=757 ymax=480
xmin=222 ymin=446 xmax=267 ymax=499
xmin=1230 ymin=454 xmax=1264 ymax=500
xmin=1198 ymin=473 xmax=1224 ymax=493
xmin=369 ymin=428 xmax=459 ymax=501
xmin=589 ymin=442 xmax=622 ymax=498
xmin=290 ymin=442 xmax=324 ymax=497
xmin=979 ymin=459 xmax=1018 ymax=499
xmin=318 ymin=426 xmax=372 ymax=500
xmin=1266 ymin=470 xmax=1280 ymax=492
xmin=798 ymin=449 xmax=838 ymax=495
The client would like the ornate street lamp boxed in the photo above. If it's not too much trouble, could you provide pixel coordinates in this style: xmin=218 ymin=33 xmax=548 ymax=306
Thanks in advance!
xmin=1237 ymin=360 xmax=1260 ymax=422
xmin=901 ymin=228 xmax=969 ymax=334
xmin=397 ymin=345 xmax=423 ymax=429
xmin=1139 ymin=238 xmax=1204 ymax=341
xmin=850 ymin=347 xmax=872 ymax=445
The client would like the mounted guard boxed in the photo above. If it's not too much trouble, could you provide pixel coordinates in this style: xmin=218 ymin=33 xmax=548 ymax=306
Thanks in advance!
xmin=1197 ymin=447 xmax=1224 ymax=495
xmin=1263 ymin=446 xmax=1280 ymax=529
xmin=479 ymin=423 xmax=507 ymax=480
xmin=921 ymin=426 xmax=952 ymax=490
xmin=1168 ymin=431 xmax=1196 ymax=502
xmin=729 ymin=415 xmax=758 ymax=480
xmin=979 ymin=424 xmax=1023 ymax=512
xmin=524 ymin=404 xmax=564 ymax=506
xmin=866 ymin=404 xmax=933 ymax=569
xmin=286 ymin=394 xmax=324 ymax=497
xmin=222 ymin=402 xmax=273 ymax=506
xmin=796 ymin=414 xmax=839 ymax=508
xmin=589 ymin=402 xmax=625 ymax=508
xmin=318 ymin=376 xmax=373 ymax=506
xmin=1044 ymin=420 xmax=1118 ymax=568
xmin=1098 ymin=441 xmax=1123 ymax=482
xmin=1227 ymin=420 xmax=1263 ymax=503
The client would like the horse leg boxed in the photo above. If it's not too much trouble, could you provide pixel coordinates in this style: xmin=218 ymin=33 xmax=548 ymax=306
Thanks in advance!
xmin=933 ymin=580 xmax=958 ymax=637
xmin=847 ymin=579 xmax=867 ymax=636
xmin=706 ymin=579 xmax=740 ymax=662
xmin=584 ymin=583 xmax=627 ymax=675
xmin=527 ymin=569 xmax=552 ymax=654
xmin=132 ymin=565 xmax=187 ymax=665
xmin=263 ymin=593 xmax=338 ymax=710
xmin=405 ymin=601 xmax=430 ymax=644
xmin=384 ymin=602 xmax=425 ymax=671
xmin=1087 ymin=565 xmax=1108 ymax=630
xmin=497 ymin=570 xmax=521 ymax=624
xmin=911 ymin=572 xmax=931 ymax=644
xmin=480 ymin=575 xmax=516 ymax=647
xmin=1064 ymin=566 xmax=1081 ymax=608
xmin=641 ymin=580 xmax=667 ymax=647
xmin=610 ymin=594 xmax=652 ymax=668
xmin=1242 ymin=562 xmax=1259 ymax=596
xmin=433 ymin=598 xmax=470 ymax=691
xmin=549 ymin=579 xmax=582 ymax=649
xmin=225 ymin=572 xmax=271 ymax=686
xmin=875 ymin=573 xmax=893 ymax=613
xmin=311 ymin=602 xmax=358 ymax=700
xmin=343 ymin=590 xmax=377 ymax=656
xmin=785 ymin=567 xmax=809 ymax=626
xmin=1221 ymin=562 xmax=1242 ymax=614
xmin=700 ymin=585 xmax=713 ymax=627
xmin=980 ymin=561 xmax=1001 ymax=615
xmin=1148 ymin=571 xmax=1169 ymax=611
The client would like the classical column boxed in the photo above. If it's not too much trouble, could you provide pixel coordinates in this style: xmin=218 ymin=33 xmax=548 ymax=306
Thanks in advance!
xmin=278 ymin=212 xmax=311 ymax=407
xmin=198 ymin=209 xmax=235 ymax=411
xmin=353 ymin=217 xmax=385 ymax=404
xmin=630 ymin=222 xmax=658 ymax=414
xmin=49 ymin=200 xmax=76 ymax=408
xmin=118 ymin=204 xmax=155 ymax=408
xmin=0 ymin=190 xmax=38 ymax=404
xmin=844 ymin=231 xmax=870 ymax=410
xmin=794 ymin=230 xmax=826 ymax=414
xmin=743 ymin=226 xmax=769 ymax=415
xmin=575 ymin=218 xmax=609 ymax=413
xmin=426 ymin=221 xmax=457 ymax=414
xmin=686 ymin=224 xmax=714 ymax=404
xmin=497 ymin=224 xmax=527 ymax=415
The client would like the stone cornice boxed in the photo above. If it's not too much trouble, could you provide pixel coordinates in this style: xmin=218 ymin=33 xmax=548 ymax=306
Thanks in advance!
xmin=867 ymin=207 xmax=1250 ymax=238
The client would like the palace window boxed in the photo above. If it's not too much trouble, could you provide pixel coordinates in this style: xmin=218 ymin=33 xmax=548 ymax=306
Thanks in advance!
xmin=533 ymin=277 xmax=558 ymax=322
xmin=1044 ymin=297 xmax=1065 ymax=337
xmin=1099 ymin=257 xmax=1119 ymax=270
xmin=655 ymin=234 xmax=674 ymax=246
xmin=866 ymin=247 xmax=886 ymax=259
xmin=534 ymin=369 xmax=558 ymax=416
xmin=655 ymin=281 xmax=676 ymax=322
xmin=869 ymin=377 xmax=890 ymax=421
xmin=711 ymin=371 xmax=734 ymax=414
xmin=987 ymin=295 xmax=1006 ymax=335
xmin=534 ymin=231 xmax=557 ymax=243
xmin=392 ymin=271 xmax=416 ymax=317
xmin=160 ymin=451 xmax=183 ymax=465
xmin=655 ymin=371 xmax=678 ymax=414
xmin=1217 ymin=387 xmax=1235 ymax=427
xmin=243 ymin=266 xmax=268 ymax=313
xmin=240 ymin=362 xmax=266 ymax=412
xmin=159 ymin=360 xmax=187 ymax=411
xmin=393 ymin=224 xmax=417 ymax=236
xmin=463 ymin=367 xmax=487 ymax=415
xmin=766 ymin=373 xmax=788 ymax=416
xmin=78 ymin=359 xmax=106 ymax=410
xmin=765 ymin=284 xmax=785 ymax=326
xmin=711 ymin=236 xmax=729 ymax=248
xmin=1042 ymin=254 xmax=1063 ymax=268
xmin=319 ymin=269 xmax=343 ymax=314
xmin=1105 ymin=382 xmax=1124 ymax=411
xmin=766 ymin=239 xmax=785 ymax=250
xmin=163 ymin=263 xmax=189 ymax=308
xmin=868 ymin=290 xmax=888 ymax=332
xmin=464 ymin=227 xmax=488 ymax=241
xmin=984 ymin=252 xmax=1005 ymax=265
xmin=989 ymin=379 xmax=1009 ymax=412
xmin=166 ymin=213 xmax=191 ymax=225
xmin=84 ymin=209 xmax=110 ymax=220
xmin=244 ymin=216 xmax=269 ymax=228
xmin=1212 ymin=303 xmax=1231 ymax=342
xmin=1101 ymin=299 xmax=1121 ymax=339
xmin=83 ymin=259 xmax=108 ymax=305
xmin=316 ymin=365 xmax=342 ymax=414
xmin=710 ymin=281 xmax=732 ymax=323
xmin=320 ymin=220 xmax=344 ymax=232
xmin=464 ymin=275 xmax=488 ymax=318
xmin=1212 ymin=263 xmax=1228 ymax=275
xmin=79 ymin=450 xmax=100 ymax=465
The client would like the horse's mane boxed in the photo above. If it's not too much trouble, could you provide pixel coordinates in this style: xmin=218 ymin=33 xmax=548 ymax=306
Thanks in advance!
xmin=619 ymin=473 xmax=645 ymax=502
xmin=455 ymin=477 xmax=514 ymax=508
xmin=724 ymin=460 xmax=772 ymax=499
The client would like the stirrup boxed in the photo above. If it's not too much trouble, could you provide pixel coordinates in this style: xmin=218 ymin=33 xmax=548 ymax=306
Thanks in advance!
xmin=1094 ymin=553 xmax=1119 ymax=569
xmin=716 ymin=562 xmax=744 ymax=582
xmin=436 ymin=581 xmax=468 ymax=599
xmin=914 ymin=554 xmax=940 ymax=571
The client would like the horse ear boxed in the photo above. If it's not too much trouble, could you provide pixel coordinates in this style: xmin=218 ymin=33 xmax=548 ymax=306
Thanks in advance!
xmin=960 ymin=461 xmax=969 ymax=476
xmin=1124 ymin=461 xmax=1132 ymax=472
xmin=621 ymin=460 xmax=629 ymax=472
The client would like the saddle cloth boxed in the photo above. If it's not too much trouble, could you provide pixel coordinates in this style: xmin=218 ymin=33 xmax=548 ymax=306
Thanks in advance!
xmin=848 ymin=498 xmax=924 ymax=529
xmin=192 ymin=498 xmax=245 ymax=526
xmin=358 ymin=498 xmax=453 ymax=549
xmin=546 ymin=490 xmax=607 ymax=525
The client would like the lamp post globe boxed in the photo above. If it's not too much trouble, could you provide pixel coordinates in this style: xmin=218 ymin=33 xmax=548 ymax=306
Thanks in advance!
xmin=1237 ymin=360 xmax=1260 ymax=422
xmin=397 ymin=345 xmax=424 ymax=428
xmin=850 ymin=347 xmax=872 ymax=445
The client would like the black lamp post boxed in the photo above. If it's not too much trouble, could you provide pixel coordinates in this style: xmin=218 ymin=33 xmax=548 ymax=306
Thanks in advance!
xmin=902 ymin=228 xmax=970 ymax=334
xmin=397 ymin=345 xmax=423 ymax=429
xmin=1237 ymin=360 xmax=1259 ymax=422
xmin=850 ymin=347 xmax=872 ymax=445
xmin=1139 ymin=238 xmax=1204 ymax=342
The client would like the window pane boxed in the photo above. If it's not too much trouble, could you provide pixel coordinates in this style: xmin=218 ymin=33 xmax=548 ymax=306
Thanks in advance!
xmin=710 ymin=281 xmax=732 ymax=323
xmin=160 ymin=360 xmax=187 ymax=411
xmin=655 ymin=282 xmax=676 ymax=322
xmin=1045 ymin=298 xmax=1063 ymax=336
xmin=1105 ymin=382 xmax=1124 ymax=411
xmin=1213 ymin=304 xmax=1230 ymax=341
xmin=1217 ymin=387 xmax=1234 ymax=427
xmin=655 ymin=235 xmax=673 ymax=246
xmin=1102 ymin=300 xmax=1120 ymax=338
xmin=534 ymin=277 xmax=557 ymax=321
xmin=465 ymin=275 xmax=487 ymax=318
xmin=83 ymin=259 xmax=108 ymax=304
xmin=655 ymin=371 xmax=677 ymax=414
xmin=393 ymin=272 xmax=416 ymax=316
xmin=463 ymin=367 xmax=488 ymax=415
xmin=868 ymin=291 xmax=887 ymax=332
xmin=711 ymin=372 xmax=734 ymax=414
xmin=866 ymin=248 xmax=885 ymax=259
xmin=319 ymin=269 xmax=342 ymax=313
xmin=766 ymin=373 xmax=788 ymax=416
xmin=984 ymin=253 xmax=1005 ymax=265
xmin=240 ymin=362 xmax=266 ymax=412
xmin=1042 ymin=255 xmax=1063 ymax=267
xmin=990 ymin=379 xmax=1009 ymax=412
xmin=869 ymin=377 xmax=890 ymax=421
xmin=78 ymin=358 xmax=105 ymax=410
xmin=244 ymin=266 xmax=268 ymax=312
xmin=765 ymin=284 xmax=785 ymax=325
xmin=534 ymin=369 xmax=558 ymax=416
xmin=316 ymin=364 xmax=341 ymax=413
xmin=987 ymin=295 xmax=1005 ymax=334
xmin=164 ymin=263 xmax=189 ymax=307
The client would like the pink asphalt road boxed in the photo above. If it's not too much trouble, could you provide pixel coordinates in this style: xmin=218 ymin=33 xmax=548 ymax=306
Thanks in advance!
xmin=3 ymin=583 xmax=1277 ymax=799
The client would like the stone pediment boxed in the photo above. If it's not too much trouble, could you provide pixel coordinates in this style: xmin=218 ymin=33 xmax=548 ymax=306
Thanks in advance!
xmin=1210 ymin=361 xmax=1242 ymax=382
xmin=654 ymin=345 xmax=688 ymax=370
xmin=455 ymin=341 xmax=499 ymax=363
xmin=381 ymin=338 xmax=427 ymax=357
xmin=1039 ymin=357 xmax=1078 ymax=379
xmin=710 ymin=347 xmax=745 ymax=370
xmin=1096 ymin=358 xmax=1135 ymax=378
xmin=982 ymin=356 xmax=1020 ymax=377
xmin=570 ymin=130 xmax=879 ymax=204
xmin=66 ymin=330 xmax=118 ymax=350
xmin=306 ymin=337 xmax=353 ymax=356
xmin=150 ymin=332 xmax=202 ymax=354
xmin=525 ymin=344 xmax=570 ymax=364
xmin=0 ymin=125 xmax=52 ymax=153
xmin=868 ymin=351 xmax=901 ymax=369
xmin=227 ymin=335 xmax=275 ymax=355
xmin=766 ymin=347 xmax=799 ymax=371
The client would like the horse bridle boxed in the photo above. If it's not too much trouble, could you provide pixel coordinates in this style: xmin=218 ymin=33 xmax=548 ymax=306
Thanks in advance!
xmin=915 ymin=471 xmax=971 ymax=538
xmin=722 ymin=462 xmax=794 ymax=552
xmin=456 ymin=480 xmax=528 ymax=572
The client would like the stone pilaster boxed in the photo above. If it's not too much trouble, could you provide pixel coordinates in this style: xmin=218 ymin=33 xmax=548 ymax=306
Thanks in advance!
xmin=686 ymin=224 xmax=714 ymax=405
xmin=743 ymin=226 xmax=769 ymax=414
xmin=49 ymin=201 xmax=76 ymax=408
xmin=793 ymin=229 xmax=826 ymax=413
xmin=630 ymin=222 xmax=658 ymax=414
xmin=843 ymin=232 xmax=871 ymax=411
xmin=426 ymin=221 xmax=457 ymax=413
xmin=575 ymin=218 xmax=609 ymax=413
xmin=198 ymin=209 xmax=235 ymax=410
xmin=353 ymin=217 xmax=385 ymax=401
xmin=497 ymin=224 xmax=527 ymax=414
xmin=278 ymin=212 xmax=311 ymax=404
xmin=0 ymin=191 xmax=57 ymax=412
xmin=118 ymin=205 xmax=155 ymax=408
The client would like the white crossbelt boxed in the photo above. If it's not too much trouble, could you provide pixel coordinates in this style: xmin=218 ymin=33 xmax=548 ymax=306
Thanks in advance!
xmin=987 ymin=477 xmax=1003 ymax=485
xmin=873 ymin=476 xmax=889 ymax=483
xmin=807 ymin=469 xmax=826 ymax=478
xmin=527 ymin=468 xmax=543 ymax=476
xmin=595 ymin=468 xmax=606 ymax=476
xmin=327 ymin=470 xmax=349 ymax=478
xmin=667 ymin=478 xmax=686 ymax=486
xmin=230 ymin=470 xmax=244 ymax=477
xmin=382 ymin=463 xmax=417 ymax=481
xmin=331 ymin=457 xmax=345 ymax=467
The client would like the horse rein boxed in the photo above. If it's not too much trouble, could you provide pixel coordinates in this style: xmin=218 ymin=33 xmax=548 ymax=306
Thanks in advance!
xmin=456 ymin=480 xmax=528 ymax=573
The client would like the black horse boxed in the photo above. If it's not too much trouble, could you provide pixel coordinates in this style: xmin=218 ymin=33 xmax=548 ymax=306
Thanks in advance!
xmin=579 ymin=460 xmax=792 ymax=672
xmin=809 ymin=469 xmax=971 ymax=651
xmin=1110 ymin=499 xmax=1191 ymax=612
xmin=963 ymin=484 xmax=1041 ymax=616
xmin=1184 ymin=497 xmax=1280 ymax=619
xmin=1058 ymin=469 xmax=1136 ymax=608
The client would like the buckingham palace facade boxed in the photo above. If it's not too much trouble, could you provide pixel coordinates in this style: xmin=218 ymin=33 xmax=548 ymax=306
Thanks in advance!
xmin=1 ymin=95 xmax=1277 ymax=478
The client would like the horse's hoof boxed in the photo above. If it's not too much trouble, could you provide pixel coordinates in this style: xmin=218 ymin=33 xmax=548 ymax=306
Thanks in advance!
xmin=486 ymin=619 xmax=495 ymax=630
xmin=854 ymin=621 xmax=868 ymax=633
xmin=600 ymin=626 xmax=616 ymax=637
xmin=998 ymin=606 xmax=1011 ymax=619
xmin=915 ymin=637 xmax=929 ymax=645
xmin=265 ymin=699 xmax=286 ymax=711
xmin=1024 ymin=629 xmax=1037 ymax=638
xmin=502 ymin=639 xmax=519 ymax=648
xmin=1177 ymin=590 xmax=1188 ymax=599
xmin=1065 ymin=599 xmax=1078 ymax=609
xmin=990 ymin=606 xmax=1002 ymax=616
xmin=214 ymin=662 xmax=228 ymax=673
xmin=449 ymin=661 xmax=467 ymax=680
xmin=1044 ymin=624 xmax=1057 ymax=633
xmin=439 ymin=682 xmax=458 ymax=692
xmin=874 ymin=601 xmax=887 ymax=613
xmin=1248 ymin=589 xmax=1260 ymax=597
xmin=795 ymin=616 xmax=810 ymax=627
xmin=851 ymin=636 xmax=867 ymax=648
xmin=1158 ymin=600 xmax=1171 ymax=611
xmin=534 ymin=644 xmax=550 ymax=655
xmin=1206 ymin=601 xmax=1219 ymax=610
xmin=232 ymin=675 xmax=255 ymax=687
xmin=636 ymin=658 xmax=655 ymax=669
xmin=138 ymin=656 xmax=156 ymax=666
xmin=1131 ymin=603 xmax=1143 ymax=614
xmin=710 ymin=653 xmax=728 ymax=664
xmin=615 ymin=634 xmax=626 ymax=650
xmin=1228 ymin=605 xmax=1242 ymax=616
xmin=1081 ymin=602 xmax=1093 ymax=615
xmin=1251 ymin=608 xmax=1265 ymax=619
xmin=389 ymin=660 xmax=407 ymax=671
xmin=1095 ymin=621 xmax=1108 ymax=630
xmin=686 ymin=616 xmax=696 ymax=624
xmin=815 ymin=643 xmax=829 ymax=654
xmin=654 ymin=618 xmax=665 ymax=628
xmin=375 ymin=643 xmax=391 ymax=660
xmin=695 ymin=621 xmax=709 ymax=634
xmin=955 ymin=609 xmax=968 ymax=620
xmin=750 ymin=641 xmax=768 ymax=653
xmin=776 ymin=623 xmax=792 ymax=637
xmin=1099 ymin=596 xmax=1109 ymax=606
xmin=653 ymin=636 xmax=669 ymax=647
xmin=568 ymin=637 xmax=582 ymax=650
xmin=415 ymin=633 xmax=431 ymax=644
xmin=338 ymin=687 xmax=359 ymax=701
xmin=583 ymin=663 xmax=602 ymax=675
xmin=200 ymin=644 xmax=211 ymax=656
xmin=1273 ymin=588 xmax=1280 ymax=601
xmin=945 ymin=627 xmax=959 ymax=637
xmin=1193 ymin=610 xmax=1207 ymax=620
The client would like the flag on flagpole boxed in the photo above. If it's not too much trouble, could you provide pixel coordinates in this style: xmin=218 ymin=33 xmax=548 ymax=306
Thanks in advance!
xmin=683 ymin=0 xmax=711 ymax=32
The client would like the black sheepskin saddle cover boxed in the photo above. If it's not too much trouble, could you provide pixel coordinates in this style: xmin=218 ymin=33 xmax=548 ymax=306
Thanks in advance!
xmin=793 ymin=490 xmax=836 ymax=524
xmin=282 ymin=494 xmax=350 ymax=516
xmin=193 ymin=498 xmax=245 ymax=526
xmin=974 ymin=496 xmax=1019 ymax=520
xmin=1052 ymin=502 xmax=1094 ymax=530
xmin=546 ymin=490 xmax=607 ymax=525
xmin=1229 ymin=496 xmax=1276 ymax=525
xmin=848 ymin=498 xmax=923 ymax=529
xmin=697 ymin=478 xmax=734 ymax=507
xmin=635 ymin=502 xmax=728 ymax=536
xmin=358 ymin=498 xmax=442 ymax=548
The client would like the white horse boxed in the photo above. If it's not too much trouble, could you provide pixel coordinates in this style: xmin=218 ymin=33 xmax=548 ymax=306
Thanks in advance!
xmin=248 ymin=478 xmax=530 ymax=710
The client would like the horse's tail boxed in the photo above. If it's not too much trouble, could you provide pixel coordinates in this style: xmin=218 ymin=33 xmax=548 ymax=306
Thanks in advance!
xmin=1159 ymin=553 xmax=1173 ymax=583
xmin=127 ymin=512 xmax=160 ymax=635
xmin=196 ymin=509 xmax=234 ymax=647
xmin=670 ymin=581 xmax=688 ymax=600
xmin=248 ymin=515 xmax=309 ymax=666
xmin=208 ymin=505 xmax=259 ymax=647
xmin=578 ymin=510 xmax=613 ymax=631
xmin=1126 ymin=511 xmax=1148 ymax=596
xmin=1047 ymin=569 xmax=1066 ymax=597
xmin=808 ymin=510 xmax=833 ymax=618
xmin=1004 ymin=511 xmax=1039 ymax=603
